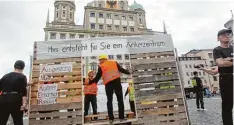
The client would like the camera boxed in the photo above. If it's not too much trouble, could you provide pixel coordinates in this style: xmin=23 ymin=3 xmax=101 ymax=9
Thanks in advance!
xmin=194 ymin=64 xmax=204 ymax=68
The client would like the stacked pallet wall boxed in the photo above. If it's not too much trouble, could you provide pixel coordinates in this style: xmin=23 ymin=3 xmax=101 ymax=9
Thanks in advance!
xmin=29 ymin=55 xmax=83 ymax=125
xmin=130 ymin=51 xmax=189 ymax=125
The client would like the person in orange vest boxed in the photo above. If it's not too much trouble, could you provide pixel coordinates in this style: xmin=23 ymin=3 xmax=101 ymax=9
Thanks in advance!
xmin=84 ymin=70 xmax=98 ymax=119
xmin=89 ymin=55 xmax=132 ymax=124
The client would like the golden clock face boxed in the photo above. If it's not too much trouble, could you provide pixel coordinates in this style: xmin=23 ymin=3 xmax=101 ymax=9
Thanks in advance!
xmin=106 ymin=0 xmax=118 ymax=9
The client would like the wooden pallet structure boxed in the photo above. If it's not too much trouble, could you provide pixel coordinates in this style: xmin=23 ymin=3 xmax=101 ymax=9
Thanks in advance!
xmin=130 ymin=51 xmax=189 ymax=125
xmin=84 ymin=112 xmax=135 ymax=124
xmin=28 ymin=44 xmax=83 ymax=125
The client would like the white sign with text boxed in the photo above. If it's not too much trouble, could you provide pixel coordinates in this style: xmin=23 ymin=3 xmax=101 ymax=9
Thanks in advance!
xmin=38 ymin=84 xmax=58 ymax=93
xmin=40 ymin=64 xmax=73 ymax=74
xmin=38 ymin=98 xmax=56 ymax=105
xmin=35 ymin=35 xmax=174 ymax=60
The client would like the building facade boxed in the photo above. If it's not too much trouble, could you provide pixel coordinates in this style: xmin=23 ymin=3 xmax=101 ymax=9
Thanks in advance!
xmin=43 ymin=0 xmax=165 ymax=80
xmin=181 ymin=49 xmax=219 ymax=91
xmin=178 ymin=57 xmax=212 ymax=89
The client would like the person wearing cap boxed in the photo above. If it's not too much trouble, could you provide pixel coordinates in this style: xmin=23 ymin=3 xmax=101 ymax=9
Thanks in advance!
xmin=124 ymin=80 xmax=136 ymax=116
xmin=200 ymin=29 xmax=233 ymax=125
xmin=83 ymin=70 xmax=98 ymax=120
xmin=0 ymin=60 xmax=27 ymax=125
xmin=89 ymin=54 xmax=132 ymax=124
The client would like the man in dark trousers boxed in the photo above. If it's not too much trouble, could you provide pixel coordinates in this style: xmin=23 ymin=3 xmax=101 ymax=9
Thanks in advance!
xmin=192 ymin=71 xmax=204 ymax=111
xmin=89 ymin=55 xmax=132 ymax=124
xmin=200 ymin=29 xmax=233 ymax=125
xmin=0 ymin=60 xmax=27 ymax=125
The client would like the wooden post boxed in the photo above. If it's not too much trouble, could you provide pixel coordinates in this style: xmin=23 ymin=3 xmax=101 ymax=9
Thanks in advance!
xmin=174 ymin=48 xmax=191 ymax=125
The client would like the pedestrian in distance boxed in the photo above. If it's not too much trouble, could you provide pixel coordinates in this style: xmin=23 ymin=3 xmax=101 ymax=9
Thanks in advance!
xmin=0 ymin=60 xmax=27 ymax=125
xmin=83 ymin=70 xmax=98 ymax=121
xmin=124 ymin=80 xmax=136 ymax=116
xmin=192 ymin=71 xmax=205 ymax=111
xmin=199 ymin=29 xmax=233 ymax=125
xmin=88 ymin=54 xmax=132 ymax=124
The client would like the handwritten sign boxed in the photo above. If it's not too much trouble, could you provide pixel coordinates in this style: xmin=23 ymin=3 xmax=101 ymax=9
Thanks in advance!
xmin=37 ymin=84 xmax=58 ymax=105
xmin=38 ymin=98 xmax=56 ymax=105
xmin=40 ymin=64 xmax=72 ymax=74
xmin=35 ymin=35 xmax=174 ymax=60
xmin=38 ymin=84 xmax=58 ymax=93
xmin=37 ymin=91 xmax=58 ymax=99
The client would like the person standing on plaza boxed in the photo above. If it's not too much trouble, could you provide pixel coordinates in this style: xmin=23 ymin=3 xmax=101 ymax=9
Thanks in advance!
xmin=0 ymin=60 xmax=27 ymax=125
xmin=192 ymin=71 xmax=205 ymax=111
xmin=200 ymin=29 xmax=233 ymax=125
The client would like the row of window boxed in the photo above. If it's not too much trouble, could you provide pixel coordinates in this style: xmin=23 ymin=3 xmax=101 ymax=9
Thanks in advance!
xmin=186 ymin=71 xmax=205 ymax=77
xmin=185 ymin=64 xmax=202 ymax=68
xmin=180 ymin=57 xmax=200 ymax=61
xmin=56 ymin=11 xmax=73 ymax=19
xmin=90 ymin=55 xmax=130 ymax=60
xmin=56 ymin=6 xmax=72 ymax=10
xmin=90 ymin=24 xmax=135 ymax=32
xmin=90 ymin=12 xmax=134 ymax=21
xmin=50 ymin=33 xmax=85 ymax=39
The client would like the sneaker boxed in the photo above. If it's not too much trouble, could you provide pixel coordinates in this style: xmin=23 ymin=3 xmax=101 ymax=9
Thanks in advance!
xmin=201 ymin=108 xmax=207 ymax=111
xmin=197 ymin=108 xmax=200 ymax=111
xmin=109 ymin=120 xmax=114 ymax=124
xmin=120 ymin=118 xmax=127 ymax=122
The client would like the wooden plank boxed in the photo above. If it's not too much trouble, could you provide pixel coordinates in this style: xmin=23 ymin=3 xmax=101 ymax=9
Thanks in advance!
xmin=32 ymin=71 xmax=81 ymax=78
xmin=130 ymin=51 xmax=174 ymax=58
xmin=29 ymin=110 xmax=82 ymax=119
xmin=135 ymin=86 xmax=181 ymax=97
xmin=137 ymin=106 xmax=186 ymax=115
xmin=29 ymin=117 xmax=82 ymax=125
xmin=133 ymin=74 xmax=179 ymax=84
xmin=132 ymin=68 xmax=178 ymax=77
xmin=134 ymin=80 xmax=180 ymax=90
xmin=33 ymin=57 xmax=81 ymax=64
xmin=136 ymin=93 xmax=183 ymax=102
xmin=132 ymin=62 xmax=177 ymax=70
xmin=131 ymin=56 xmax=175 ymax=65
xmin=138 ymin=113 xmax=187 ymax=122
xmin=136 ymin=99 xmax=184 ymax=109
xmin=31 ymin=96 xmax=82 ymax=105
xmin=31 ymin=82 xmax=82 ymax=91
xmin=31 ymin=90 xmax=82 ymax=98
xmin=30 ymin=102 xmax=82 ymax=111
xmin=32 ymin=76 xmax=81 ymax=83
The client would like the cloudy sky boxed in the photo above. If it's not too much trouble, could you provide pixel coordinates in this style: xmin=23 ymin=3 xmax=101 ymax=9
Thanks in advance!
xmin=0 ymin=0 xmax=233 ymax=78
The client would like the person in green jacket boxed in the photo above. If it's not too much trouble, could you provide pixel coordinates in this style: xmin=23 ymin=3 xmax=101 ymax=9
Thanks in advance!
xmin=124 ymin=80 xmax=136 ymax=116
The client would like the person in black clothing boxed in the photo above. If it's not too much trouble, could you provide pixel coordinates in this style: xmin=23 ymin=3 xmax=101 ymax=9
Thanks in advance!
xmin=200 ymin=29 xmax=233 ymax=125
xmin=192 ymin=71 xmax=204 ymax=110
xmin=89 ymin=56 xmax=131 ymax=124
xmin=0 ymin=60 xmax=27 ymax=125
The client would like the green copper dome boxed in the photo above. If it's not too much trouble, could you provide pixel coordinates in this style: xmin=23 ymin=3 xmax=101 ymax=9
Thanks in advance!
xmin=130 ymin=1 xmax=144 ymax=10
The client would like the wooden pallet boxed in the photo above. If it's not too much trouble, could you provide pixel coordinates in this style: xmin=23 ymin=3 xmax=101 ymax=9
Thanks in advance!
xmin=130 ymin=51 xmax=189 ymax=125
xmin=84 ymin=112 xmax=135 ymax=123
xmin=28 ymin=57 xmax=82 ymax=125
